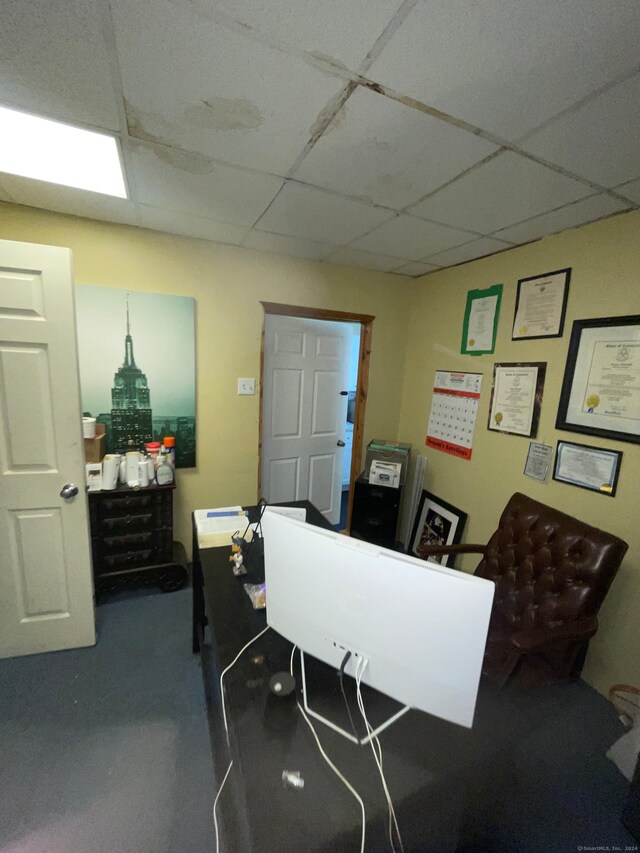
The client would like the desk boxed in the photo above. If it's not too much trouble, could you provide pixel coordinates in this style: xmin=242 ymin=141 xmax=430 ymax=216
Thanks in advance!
xmin=192 ymin=501 xmax=468 ymax=851
xmin=192 ymin=502 xmax=632 ymax=852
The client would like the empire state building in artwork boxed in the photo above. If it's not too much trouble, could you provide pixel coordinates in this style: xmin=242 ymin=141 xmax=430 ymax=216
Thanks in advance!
xmin=110 ymin=297 xmax=153 ymax=449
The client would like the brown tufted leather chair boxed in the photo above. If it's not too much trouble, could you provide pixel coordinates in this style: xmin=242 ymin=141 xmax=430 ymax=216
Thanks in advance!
xmin=418 ymin=492 xmax=628 ymax=686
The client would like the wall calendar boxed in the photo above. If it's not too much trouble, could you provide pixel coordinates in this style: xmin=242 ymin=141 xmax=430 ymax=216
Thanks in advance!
xmin=426 ymin=371 xmax=483 ymax=460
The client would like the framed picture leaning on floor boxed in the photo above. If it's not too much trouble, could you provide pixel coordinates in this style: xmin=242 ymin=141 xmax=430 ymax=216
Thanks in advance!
xmin=409 ymin=491 xmax=467 ymax=568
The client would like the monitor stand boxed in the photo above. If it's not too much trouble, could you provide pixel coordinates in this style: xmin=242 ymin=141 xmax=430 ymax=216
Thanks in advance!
xmin=299 ymin=651 xmax=410 ymax=746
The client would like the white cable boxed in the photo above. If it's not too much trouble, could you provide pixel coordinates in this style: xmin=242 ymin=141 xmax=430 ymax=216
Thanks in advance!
xmin=213 ymin=623 xmax=271 ymax=853
xmin=355 ymin=657 xmax=395 ymax=852
xmin=219 ymin=624 xmax=271 ymax=742
xmin=355 ymin=657 xmax=404 ymax=853
xmin=213 ymin=759 xmax=233 ymax=852
xmin=290 ymin=646 xmax=367 ymax=853
xmin=356 ymin=657 xmax=396 ymax=853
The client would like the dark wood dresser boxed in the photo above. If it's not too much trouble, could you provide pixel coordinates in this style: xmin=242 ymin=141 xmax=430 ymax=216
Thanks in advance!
xmin=88 ymin=483 xmax=187 ymax=595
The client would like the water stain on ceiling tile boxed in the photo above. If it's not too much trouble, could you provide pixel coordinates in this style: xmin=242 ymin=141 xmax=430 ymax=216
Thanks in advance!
xmin=125 ymin=100 xmax=171 ymax=146
xmin=183 ymin=97 xmax=264 ymax=131
xmin=322 ymin=103 xmax=349 ymax=137
xmin=308 ymin=84 xmax=354 ymax=143
xmin=305 ymin=51 xmax=351 ymax=78
xmin=147 ymin=143 xmax=214 ymax=175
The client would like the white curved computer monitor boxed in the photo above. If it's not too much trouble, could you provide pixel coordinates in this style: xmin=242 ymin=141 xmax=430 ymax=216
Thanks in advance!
xmin=262 ymin=510 xmax=495 ymax=729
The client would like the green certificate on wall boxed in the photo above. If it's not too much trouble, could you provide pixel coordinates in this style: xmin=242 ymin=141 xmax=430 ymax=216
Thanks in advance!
xmin=461 ymin=284 xmax=503 ymax=355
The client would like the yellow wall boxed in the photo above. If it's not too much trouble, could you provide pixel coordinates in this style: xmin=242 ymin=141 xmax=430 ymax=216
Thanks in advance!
xmin=398 ymin=209 xmax=640 ymax=694
xmin=0 ymin=201 xmax=410 ymax=556
xmin=1 ymin=200 xmax=638 ymax=694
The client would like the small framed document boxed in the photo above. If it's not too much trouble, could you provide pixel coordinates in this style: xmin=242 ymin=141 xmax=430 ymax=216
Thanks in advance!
xmin=512 ymin=268 xmax=571 ymax=340
xmin=461 ymin=284 xmax=502 ymax=355
xmin=553 ymin=440 xmax=622 ymax=497
xmin=524 ymin=442 xmax=553 ymax=482
xmin=488 ymin=362 xmax=546 ymax=438
xmin=556 ymin=315 xmax=640 ymax=444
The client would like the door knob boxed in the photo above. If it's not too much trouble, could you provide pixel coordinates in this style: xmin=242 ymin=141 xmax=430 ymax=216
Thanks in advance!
xmin=60 ymin=483 xmax=79 ymax=500
xmin=337 ymin=440 xmax=345 ymax=447
xmin=339 ymin=391 xmax=348 ymax=396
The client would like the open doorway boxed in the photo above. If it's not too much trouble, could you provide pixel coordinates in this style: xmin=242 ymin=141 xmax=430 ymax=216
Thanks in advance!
xmin=259 ymin=302 xmax=374 ymax=531
xmin=338 ymin=324 xmax=361 ymax=529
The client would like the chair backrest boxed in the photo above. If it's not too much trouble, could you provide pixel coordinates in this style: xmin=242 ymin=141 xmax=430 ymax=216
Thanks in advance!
xmin=475 ymin=492 xmax=628 ymax=633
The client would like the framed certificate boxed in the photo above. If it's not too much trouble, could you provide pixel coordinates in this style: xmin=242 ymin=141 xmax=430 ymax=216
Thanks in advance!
xmin=524 ymin=442 xmax=553 ymax=482
xmin=512 ymin=268 xmax=571 ymax=340
xmin=461 ymin=284 xmax=502 ymax=355
xmin=487 ymin=362 xmax=546 ymax=438
xmin=553 ymin=440 xmax=622 ymax=497
xmin=556 ymin=315 xmax=640 ymax=444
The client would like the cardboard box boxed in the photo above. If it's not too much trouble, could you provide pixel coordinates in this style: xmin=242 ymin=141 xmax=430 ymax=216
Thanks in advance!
xmin=84 ymin=423 xmax=106 ymax=463
xmin=369 ymin=460 xmax=401 ymax=488
xmin=364 ymin=439 xmax=411 ymax=485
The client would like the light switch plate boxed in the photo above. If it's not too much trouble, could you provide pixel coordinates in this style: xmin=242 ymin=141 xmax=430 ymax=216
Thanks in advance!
xmin=238 ymin=377 xmax=256 ymax=395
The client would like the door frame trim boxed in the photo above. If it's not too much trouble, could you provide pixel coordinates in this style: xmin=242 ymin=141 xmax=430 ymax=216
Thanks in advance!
xmin=259 ymin=301 xmax=374 ymax=531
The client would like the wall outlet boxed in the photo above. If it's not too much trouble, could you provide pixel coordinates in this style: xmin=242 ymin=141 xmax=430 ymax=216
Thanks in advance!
xmin=238 ymin=377 xmax=256 ymax=395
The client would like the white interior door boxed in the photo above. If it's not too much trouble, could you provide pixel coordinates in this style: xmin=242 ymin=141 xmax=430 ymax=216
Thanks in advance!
xmin=262 ymin=315 xmax=351 ymax=525
xmin=0 ymin=238 xmax=95 ymax=659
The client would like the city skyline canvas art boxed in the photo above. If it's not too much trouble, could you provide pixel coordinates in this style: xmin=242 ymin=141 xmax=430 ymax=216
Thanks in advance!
xmin=75 ymin=285 xmax=196 ymax=467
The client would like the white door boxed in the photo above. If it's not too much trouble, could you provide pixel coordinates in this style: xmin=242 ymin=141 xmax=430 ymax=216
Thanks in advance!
xmin=262 ymin=315 xmax=351 ymax=525
xmin=0 ymin=239 xmax=95 ymax=659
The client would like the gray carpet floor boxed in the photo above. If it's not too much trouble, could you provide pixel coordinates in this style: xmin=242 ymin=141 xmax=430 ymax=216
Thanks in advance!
xmin=0 ymin=588 xmax=636 ymax=852
xmin=0 ymin=589 xmax=215 ymax=853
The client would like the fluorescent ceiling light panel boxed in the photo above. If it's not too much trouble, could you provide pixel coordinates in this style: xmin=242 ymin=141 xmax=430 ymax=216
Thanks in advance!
xmin=0 ymin=106 xmax=127 ymax=198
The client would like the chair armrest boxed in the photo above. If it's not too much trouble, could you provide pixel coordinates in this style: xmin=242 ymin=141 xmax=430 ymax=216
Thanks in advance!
xmin=510 ymin=616 xmax=599 ymax=652
xmin=414 ymin=543 xmax=486 ymax=558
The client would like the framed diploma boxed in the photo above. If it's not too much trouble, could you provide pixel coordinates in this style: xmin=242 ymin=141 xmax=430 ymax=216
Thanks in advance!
xmin=461 ymin=284 xmax=502 ymax=355
xmin=488 ymin=362 xmax=546 ymax=438
xmin=556 ymin=315 xmax=640 ymax=444
xmin=512 ymin=268 xmax=571 ymax=340
xmin=553 ymin=440 xmax=622 ymax=497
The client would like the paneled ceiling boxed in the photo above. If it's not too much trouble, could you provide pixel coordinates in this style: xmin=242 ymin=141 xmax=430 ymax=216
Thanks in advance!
xmin=1 ymin=0 xmax=639 ymax=277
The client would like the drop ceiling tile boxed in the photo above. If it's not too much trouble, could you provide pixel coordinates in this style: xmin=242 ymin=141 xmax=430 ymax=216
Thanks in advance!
xmin=0 ymin=173 xmax=139 ymax=226
xmin=111 ymin=0 xmax=347 ymax=175
xmin=367 ymin=0 xmax=640 ymax=140
xmin=351 ymin=214 xmax=475 ymax=260
xmin=425 ymin=237 xmax=513 ymax=267
xmin=392 ymin=261 xmax=442 ymax=277
xmin=190 ymin=0 xmax=404 ymax=70
xmin=614 ymin=179 xmax=640 ymax=205
xmin=0 ymin=0 xmax=121 ymax=130
xmin=410 ymin=152 xmax=591 ymax=233
xmin=138 ymin=205 xmax=249 ymax=244
xmin=244 ymin=230 xmax=336 ymax=261
xmin=324 ymin=246 xmax=409 ymax=273
xmin=519 ymin=75 xmax=640 ymax=188
xmin=255 ymin=182 xmax=393 ymax=244
xmin=129 ymin=141 xmax=283 ymax=227
xmin=492 ymin=194 xmax=630 ymax=244
xmin=293 ymin=87 xmax=498 ymax=209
